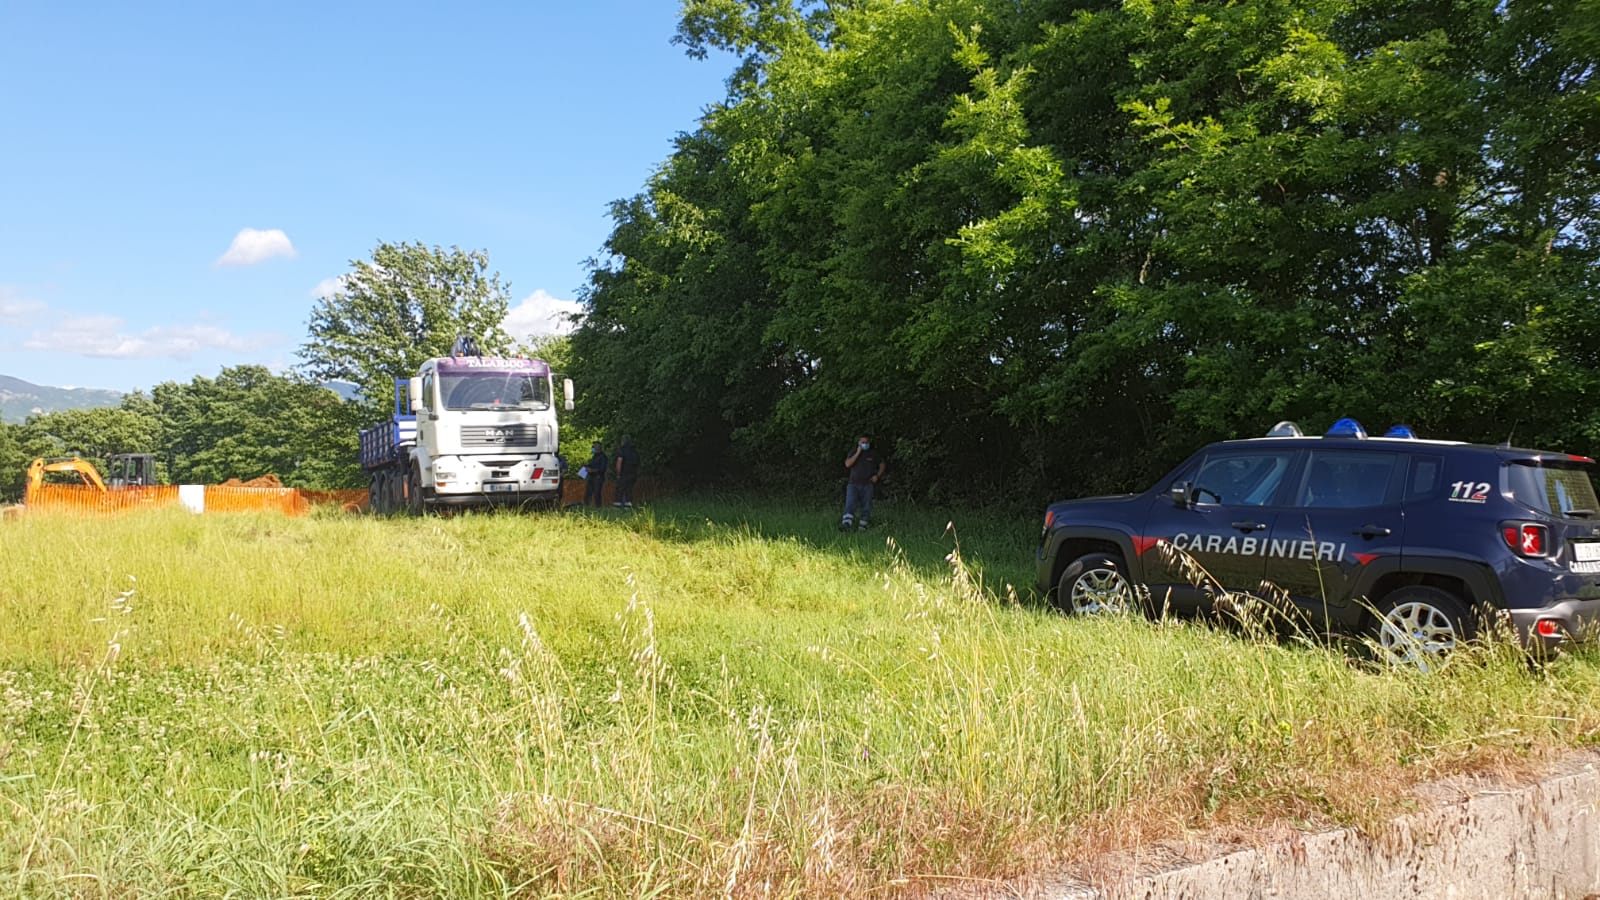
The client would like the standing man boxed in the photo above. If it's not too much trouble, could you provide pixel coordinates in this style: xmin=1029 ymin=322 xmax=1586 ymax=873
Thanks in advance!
xmin=584 ymin=441 xmax=608 ymax=507
xmin=840 ymin=435 xmax=886 ymax=531
xmin=613 ymin=434 xmax=640 ymax=508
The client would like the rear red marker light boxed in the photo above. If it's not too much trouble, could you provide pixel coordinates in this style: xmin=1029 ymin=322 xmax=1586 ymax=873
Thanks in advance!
xmin=1570 ymin=455 xmax=1595 ymax=464
xmin=1522 ymin=524 xmax=1546 ymax=555
xmin=1044 ymin=510 xmax=1055 ymax=530
xmin=1503 ymin=523 xmax=1549 ymax=557
xmin=1536 ymin=620 xmax=1561 ymax=638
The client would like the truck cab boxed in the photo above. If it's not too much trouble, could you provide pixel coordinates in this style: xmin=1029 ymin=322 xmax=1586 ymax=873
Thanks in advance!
xmin=409 ymin=354 xmax=566 ymax=508
xmin=360 ymin=337 xmax=574 ymax=515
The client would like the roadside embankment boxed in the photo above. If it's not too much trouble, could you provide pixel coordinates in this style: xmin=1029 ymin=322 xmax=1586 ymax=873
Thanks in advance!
xmin=1027 ymin=752 xmax=1600 ymax=899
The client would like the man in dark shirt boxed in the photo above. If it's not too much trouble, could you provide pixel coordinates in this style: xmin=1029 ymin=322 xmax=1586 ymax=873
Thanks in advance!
xmin=613 ymin=434 xmax=640 ymax=508
xmin=584 ymin=442 xmax=608 ymax=507
xmin=840 ymin=435 xmax=886 ymax=531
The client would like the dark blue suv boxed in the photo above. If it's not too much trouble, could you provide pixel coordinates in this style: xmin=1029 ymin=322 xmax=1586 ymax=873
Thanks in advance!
xmin=1036 ymin=419 xmax=1600 ymax=661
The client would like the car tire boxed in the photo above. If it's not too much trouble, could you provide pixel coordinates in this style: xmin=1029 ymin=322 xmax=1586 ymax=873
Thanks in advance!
xmin=1373 ymin=585 xmax=1470 ymax=671
xmin=1056 ymin=552 xmax=1136 ymax=616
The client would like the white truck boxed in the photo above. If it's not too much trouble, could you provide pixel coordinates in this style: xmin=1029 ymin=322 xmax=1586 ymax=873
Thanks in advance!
xmin=359 ymin=337 xmax=574 ymax=515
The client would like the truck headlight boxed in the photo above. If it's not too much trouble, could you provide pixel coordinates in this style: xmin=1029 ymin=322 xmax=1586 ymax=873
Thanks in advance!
xmin=433 ymin=468 xmax=458 ymax=482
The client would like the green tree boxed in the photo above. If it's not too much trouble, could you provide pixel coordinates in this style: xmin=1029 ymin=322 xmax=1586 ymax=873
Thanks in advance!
xmin=512 ymin=333 xmax=573 ymax=374
xmin=0 ymin=421 xmax=51 ymax=502
xmin=151 ymin=367 xmax=362 ymax=488
xmin=300 ymin=242 xmax=514 ymax=417
xmin=20 ymin=404 xmax=163 ymax=463
xmin=574 ymin=0 xmax=1600 ymax=498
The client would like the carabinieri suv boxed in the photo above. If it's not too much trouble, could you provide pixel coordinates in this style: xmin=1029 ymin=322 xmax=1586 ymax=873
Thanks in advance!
xmin=1035 ymin=418 xmax=1600 ymax=661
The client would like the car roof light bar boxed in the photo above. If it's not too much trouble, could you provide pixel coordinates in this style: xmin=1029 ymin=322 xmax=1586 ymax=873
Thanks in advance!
xmin=1266 ymin=420 xmax=1303 ymax=438
xmin=1384 ymin=424 xmax=1417 ymax=439
xmin=1325 ymin=418 xmax=1368 ymax=439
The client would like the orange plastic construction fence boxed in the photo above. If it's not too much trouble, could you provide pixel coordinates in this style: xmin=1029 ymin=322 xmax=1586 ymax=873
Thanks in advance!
xmin=25 ymin=483 xmax=181 ymax=513
xmin=24 ymin=483 xmax=311 ymax=516
xmin=202 ymin=486 xmax=310 ymax=516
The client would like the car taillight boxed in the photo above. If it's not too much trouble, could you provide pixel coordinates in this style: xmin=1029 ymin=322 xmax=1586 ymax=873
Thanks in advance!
xmin=1502 ymin=522 xmax=1549 ymax=557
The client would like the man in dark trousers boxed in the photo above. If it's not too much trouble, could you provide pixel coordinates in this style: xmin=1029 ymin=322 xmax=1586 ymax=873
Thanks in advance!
xmin=840 ymin=435 xmax=886 ymax=531
xmin=613 ymin=434 xmax=640 ymax=508
xmin=583 ymin=441 xmax=608 ymax=507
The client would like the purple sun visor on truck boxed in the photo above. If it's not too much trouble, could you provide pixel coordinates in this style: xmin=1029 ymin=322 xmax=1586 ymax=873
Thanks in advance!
xmin=435 ymin=356 xmax=551 ymax=377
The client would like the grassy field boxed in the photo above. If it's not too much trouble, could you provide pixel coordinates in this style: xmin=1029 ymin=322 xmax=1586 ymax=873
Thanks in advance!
xmin=4 ymin=497 xmax=1600 ymax=897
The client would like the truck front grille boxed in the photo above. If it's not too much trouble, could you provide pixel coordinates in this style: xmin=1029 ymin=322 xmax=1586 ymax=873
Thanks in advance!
xmin=460 ymin=425 xmax=539 ymax=448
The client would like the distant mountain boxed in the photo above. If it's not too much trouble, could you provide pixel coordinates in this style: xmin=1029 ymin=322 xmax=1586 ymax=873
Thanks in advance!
xmin=0 ymin=375 xmax=124 ymax=424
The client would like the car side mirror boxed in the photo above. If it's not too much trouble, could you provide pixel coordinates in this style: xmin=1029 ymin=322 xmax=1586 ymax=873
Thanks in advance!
xmin=563 ymin=378 xmax=574 ymax=412
xmin=1169 ymin=481 xmax=1193 ymax=508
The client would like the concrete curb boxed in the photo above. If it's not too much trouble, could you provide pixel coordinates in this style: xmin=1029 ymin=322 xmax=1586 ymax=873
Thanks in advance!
xmin=1025 ymin=754 xmax=1600 ymax=899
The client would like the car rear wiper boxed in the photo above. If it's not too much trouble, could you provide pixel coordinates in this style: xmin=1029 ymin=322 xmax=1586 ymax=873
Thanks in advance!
xmin=1563 ymin=508 xmax=1596 ymax=519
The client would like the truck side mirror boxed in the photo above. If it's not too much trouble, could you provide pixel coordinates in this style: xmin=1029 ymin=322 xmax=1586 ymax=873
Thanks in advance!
xmin=1169 ymin=481 xmax=1193 ymax=508
xmin=409 ymin=377 xmax=424 ymax=413
xmin=563 ymin=378 xmax=574 ymax=412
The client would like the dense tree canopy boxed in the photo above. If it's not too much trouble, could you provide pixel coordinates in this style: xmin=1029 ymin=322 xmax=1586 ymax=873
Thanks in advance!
xmin=571 ymin=0 xmax=1600 ymax=498
xmin=151 ymin=366 xmax=361 ymax=488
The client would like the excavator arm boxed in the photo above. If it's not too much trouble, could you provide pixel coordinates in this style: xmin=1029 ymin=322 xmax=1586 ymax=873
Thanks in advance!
xmin=25 ymin=457 xmax=108 ymax=504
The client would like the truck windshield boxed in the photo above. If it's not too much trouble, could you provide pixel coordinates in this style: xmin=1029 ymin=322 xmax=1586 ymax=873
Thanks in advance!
xmin=440 ymin=372 xmax=550 ymax=411
xmin=1506 ymin=461 xmax=1599 ymax=519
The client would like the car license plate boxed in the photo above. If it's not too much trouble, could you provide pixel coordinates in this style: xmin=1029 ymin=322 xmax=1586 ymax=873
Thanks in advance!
xmin=1572 ymin=541 xmax=1600 ymax=572
xmin=485 ymin=483 xmax=518 ymax=493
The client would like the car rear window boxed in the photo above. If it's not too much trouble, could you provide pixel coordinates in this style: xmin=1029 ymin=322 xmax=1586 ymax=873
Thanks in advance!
xmin=1506 ymin=462 xmax=1600 ymax=519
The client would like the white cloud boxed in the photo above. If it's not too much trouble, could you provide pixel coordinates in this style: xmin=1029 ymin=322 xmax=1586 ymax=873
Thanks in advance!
xmin=22 ymin=314 xmax=276 ymax=360
xmin=503 ymin=289 xmax=582 ymax=340
xmin=215 ymin=228 xmax=297 ymax=267
xmin=0 ymin=285 xmax=47 ymax=322
xmin=308 ymin=275 xmax=350 ymax=299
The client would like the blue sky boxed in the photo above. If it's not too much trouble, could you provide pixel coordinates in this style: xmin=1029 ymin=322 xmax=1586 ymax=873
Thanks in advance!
xmin=0 ymin=2 xmax=734 ymax=391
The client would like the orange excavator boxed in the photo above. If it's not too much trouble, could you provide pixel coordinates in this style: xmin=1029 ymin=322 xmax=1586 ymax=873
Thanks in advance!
xmin=24 ymin=454 xmax=156 ymax=505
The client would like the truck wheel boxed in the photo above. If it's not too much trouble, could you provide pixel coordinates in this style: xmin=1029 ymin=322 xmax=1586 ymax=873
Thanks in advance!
xmin=376 ymin=471 xmax=395 ymax=516
xmin=1372 ymin=586 xmax=1469 ymax=671
xmin=368 ymin=479 xmax=381 ymax=515
xmin=407 ymin=467 xmax=425 ymax=516
xmin=386 ymin=471 xmax=404 ymax=516
xmin=1056 ymin=552 xmax=1135 ymax=616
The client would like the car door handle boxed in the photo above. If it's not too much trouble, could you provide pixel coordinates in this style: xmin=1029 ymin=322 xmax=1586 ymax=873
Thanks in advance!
xmin=1230 ymin=520 xmax=1267 ymax=533
xmin=1352 ymin=524 xmax=1392 ymax=539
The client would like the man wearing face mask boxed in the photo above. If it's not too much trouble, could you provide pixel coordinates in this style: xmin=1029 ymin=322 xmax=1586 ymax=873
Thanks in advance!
xmin=840 ymin=436 xmax=886 ymax=531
